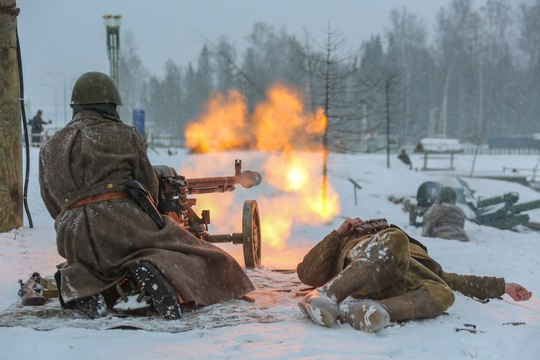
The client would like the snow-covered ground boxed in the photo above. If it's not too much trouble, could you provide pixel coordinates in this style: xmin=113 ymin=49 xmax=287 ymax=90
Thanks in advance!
xmin=1 ymin=147 xmax=539 ymax=359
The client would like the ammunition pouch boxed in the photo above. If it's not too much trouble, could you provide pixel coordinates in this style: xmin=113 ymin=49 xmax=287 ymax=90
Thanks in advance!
xmin=352 ymin=218 xmax=389 ymax=237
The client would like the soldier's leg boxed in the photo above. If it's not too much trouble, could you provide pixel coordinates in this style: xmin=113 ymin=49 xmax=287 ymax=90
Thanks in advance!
xmin=131 ymin=261 xmax=182 ymax=320
xmin=376 ymin=289 xmax=443 ymax=322
xmin=298 ymin=228 xmax=409 ymax=330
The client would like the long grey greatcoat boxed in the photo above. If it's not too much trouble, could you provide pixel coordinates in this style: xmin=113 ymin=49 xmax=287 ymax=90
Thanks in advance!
xmin=39 ymin=110 xmax=254 ymax=304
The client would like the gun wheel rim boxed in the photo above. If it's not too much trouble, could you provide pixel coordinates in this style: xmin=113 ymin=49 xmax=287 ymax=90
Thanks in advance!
xmin=242 ymin=200 xmax=261 ymax=269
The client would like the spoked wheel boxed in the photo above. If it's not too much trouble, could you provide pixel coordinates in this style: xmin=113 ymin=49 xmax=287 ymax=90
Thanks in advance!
xmin=242 ymin=200 xmax=261 ymax=269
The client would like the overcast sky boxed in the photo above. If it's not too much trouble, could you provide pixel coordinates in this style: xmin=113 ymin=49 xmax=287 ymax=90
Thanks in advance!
xmin=18 ymin=0 xmax=457 ymax=124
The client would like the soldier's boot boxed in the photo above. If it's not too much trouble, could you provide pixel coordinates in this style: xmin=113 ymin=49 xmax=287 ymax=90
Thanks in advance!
xmin=338 ymin=299 xmax=390 ymax=333
xmin=298 ymin=289 xmax=339 ymax=327
xmin=298 ymin=250 xmax=399 ymax=328
xmin=377 ymin=290 xmax=443 ymax=322
xmin=76 ymin=292 xmax=109 ymax=319
xmin=131 ymin=261 xmax=182 ymax=320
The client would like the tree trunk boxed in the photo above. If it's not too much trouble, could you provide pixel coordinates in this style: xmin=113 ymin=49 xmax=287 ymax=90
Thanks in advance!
xmin=440 ymin=64 xmax=452 ymax=137
xmin=0 ymin=0 xmax=23 ymax=232
xmin=385 ymin=78 xmax=391 ymax=169
xmin=321 ymin=26 xmax=331 ymax=213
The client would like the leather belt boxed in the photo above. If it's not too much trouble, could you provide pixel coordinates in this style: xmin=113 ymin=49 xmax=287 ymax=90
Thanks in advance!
xmin=62 ymin=191 xmax=129 ymax=212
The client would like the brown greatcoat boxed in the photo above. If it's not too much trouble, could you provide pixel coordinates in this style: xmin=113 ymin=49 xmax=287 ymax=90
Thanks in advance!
xmin=39 ymin=110 xmax=254 ymax=304
xmin=297 ymin=227 xmax=505 ymax=310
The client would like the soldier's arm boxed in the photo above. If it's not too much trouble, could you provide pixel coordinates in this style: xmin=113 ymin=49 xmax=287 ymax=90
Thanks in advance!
xmin=441 ymin=271 xmax=506 ymax=300
xmin=297 ymin=231 xmax=343 ymax=287
xmin=129 ymin=127 xmax=160 ymax=200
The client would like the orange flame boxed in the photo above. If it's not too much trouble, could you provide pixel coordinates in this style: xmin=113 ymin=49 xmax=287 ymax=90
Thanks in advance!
xmin=252 ymin=84 xmax=327 ymax=152
xmin=185 ymin=90 xmax=248 ymax=153
xmin=181 ymin=84 xmax=340 ymax=266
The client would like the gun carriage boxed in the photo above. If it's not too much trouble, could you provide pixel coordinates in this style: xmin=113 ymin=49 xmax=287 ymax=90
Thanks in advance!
xmin=153 ymin=160 xmax=262 ymax=268
xmin=409 ymin=178 xmax=540 ymax=230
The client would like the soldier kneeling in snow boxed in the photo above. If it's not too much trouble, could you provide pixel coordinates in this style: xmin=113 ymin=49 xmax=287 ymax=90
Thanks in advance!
xmin=297 ymin=217 xmax=531 ymax=333
xmin=39 ymin=72 xmax=254 ymax=319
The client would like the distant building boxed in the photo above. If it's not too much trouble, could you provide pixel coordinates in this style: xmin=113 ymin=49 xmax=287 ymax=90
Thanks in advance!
xmin=488 ymin=136 xmax=540 ymax=150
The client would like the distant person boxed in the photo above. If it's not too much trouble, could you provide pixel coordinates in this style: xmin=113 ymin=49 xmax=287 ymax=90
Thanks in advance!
xmin=296 ymin=217 xmax=531 ymax=333
xmin=422 ymin=186 xmax=469 ymax=242
xmin=398 ymin=149 xmax=412 ymax=170
xmin=39 ymin=71 xmax=254 ymax=320
xmin=28 ymin=110 xmax=52 ymax=146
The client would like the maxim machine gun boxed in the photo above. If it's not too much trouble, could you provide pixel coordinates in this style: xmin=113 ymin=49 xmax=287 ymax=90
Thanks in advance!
xmin=153 ymin=159 xmax=263 ymax=268
xmin=409 ymin=178 xmax=540 ymax=230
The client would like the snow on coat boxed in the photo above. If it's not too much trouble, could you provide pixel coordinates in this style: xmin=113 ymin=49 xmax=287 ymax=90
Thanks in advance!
xmin=38 ymin=110 xmax=254 ymax=304
xmin=296 ymin=227 xmax=506 ymax=309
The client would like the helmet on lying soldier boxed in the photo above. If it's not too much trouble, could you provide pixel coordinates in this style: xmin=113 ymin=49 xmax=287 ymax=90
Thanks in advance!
xmin=439 ymin=186 xmax=457 ymax=204
xmin=70 ymin=71 xmax=123 ymax=106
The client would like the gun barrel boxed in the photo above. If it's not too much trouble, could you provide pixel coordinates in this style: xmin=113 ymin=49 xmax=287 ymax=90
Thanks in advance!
xmin=185 ymin=171 xmax=262 ymax=195
xmin=477 ymin=192 xmax=519 ymax=208
xmin=513 ymin=199 xmax=540 ymax=213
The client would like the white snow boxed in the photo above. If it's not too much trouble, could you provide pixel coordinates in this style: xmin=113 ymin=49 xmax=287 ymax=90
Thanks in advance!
xmin=1 ymin=147 xmax=539 ymax=359
xmin=417 ymin=138 xmax=464 ymax=153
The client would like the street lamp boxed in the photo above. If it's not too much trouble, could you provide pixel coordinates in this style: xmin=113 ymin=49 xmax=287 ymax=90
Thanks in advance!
xmin=41 ymin=83 xmax=58 ymax=123
xmin=103 ymin=14 xmax=122 ymax=87
xmin=47 ymin=71 xmax=67 ymax=125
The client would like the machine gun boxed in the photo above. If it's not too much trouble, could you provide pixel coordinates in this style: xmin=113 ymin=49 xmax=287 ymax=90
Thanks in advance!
xmin=153 ymin=159 xmax=263 ymax=268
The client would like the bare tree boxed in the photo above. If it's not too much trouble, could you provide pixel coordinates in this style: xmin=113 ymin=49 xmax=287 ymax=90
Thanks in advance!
xmin=300 ymin=25 xmax=360 ymax=209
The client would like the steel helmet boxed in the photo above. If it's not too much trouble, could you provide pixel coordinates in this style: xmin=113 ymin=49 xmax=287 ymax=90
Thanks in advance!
xmin=416 ymin=181 xmax=443 ymax=207
xmin=439 ymin=186 xmax=457 ymax=204
xmin=70 ymin=71 xmax=123 ymax=106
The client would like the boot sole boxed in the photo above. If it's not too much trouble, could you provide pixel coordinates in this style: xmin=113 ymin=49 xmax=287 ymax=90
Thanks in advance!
xmin=76 ymin=293 xmax=109 ymax=319
xmin=339 ymin=299 xmax=390 ymax=333
xmin=133 ymin=262 xmax=182 ymax=320
xmin=298 ymin=300 xmax=337 ymax=327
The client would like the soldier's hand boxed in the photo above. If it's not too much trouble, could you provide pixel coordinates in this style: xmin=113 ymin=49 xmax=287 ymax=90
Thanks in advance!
xmin=505 ymin=282 xmax=532 ymax=301
xmin=336 ymin=217 xmax=363 ymax=237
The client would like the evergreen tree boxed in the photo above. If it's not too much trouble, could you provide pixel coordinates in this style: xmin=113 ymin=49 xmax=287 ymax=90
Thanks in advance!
xmin=518 ymin=0 xmax=540 ymax=134
xmin=118 ymin=31 xmax=149 ymax=124
xmin=195 ymin=44 xmax=214 ymax=104
xmin=183 ymin=63 xmax=199 ymax=122
xmin=214 ymin=36 xmax=239 ymax=93
xmin=385 ymin=8 xmax=433 ymax=145
xmin=142 ymin=60 xmax=183 ymax=140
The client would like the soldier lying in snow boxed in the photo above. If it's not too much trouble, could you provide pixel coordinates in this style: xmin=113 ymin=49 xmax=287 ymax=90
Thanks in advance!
xmin=297 ymin=217 xmax=531 ymax=333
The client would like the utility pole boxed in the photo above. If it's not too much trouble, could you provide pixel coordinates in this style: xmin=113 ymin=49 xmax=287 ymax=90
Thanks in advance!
xmin=0 ymin=0 xmax=23 ymax=231
xmin=47 ymin=71 xmax=67 ymax=125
